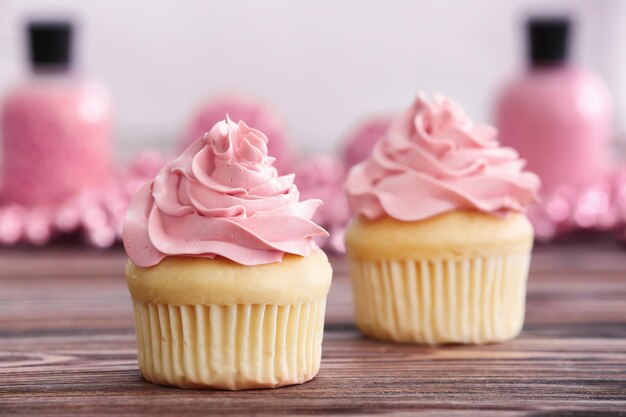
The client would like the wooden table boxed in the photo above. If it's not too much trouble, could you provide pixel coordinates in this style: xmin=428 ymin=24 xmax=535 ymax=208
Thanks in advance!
xmin=1 ymin=242 xmax=626 ymax=416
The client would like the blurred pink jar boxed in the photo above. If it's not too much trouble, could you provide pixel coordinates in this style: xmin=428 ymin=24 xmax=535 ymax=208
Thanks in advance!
xmin=496 ymin=17 xmax=612 ymax=195
xmin=1 ymin=21 xmax=112 ymax=206
xmin=1 ymin=78 xmax=112 ymax=206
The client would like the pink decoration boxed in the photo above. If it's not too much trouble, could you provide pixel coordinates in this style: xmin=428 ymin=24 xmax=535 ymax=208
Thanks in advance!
xmin=182 ymin=93 xmax=295 ymax=174
xmin=0 ymin=151 xmax=167 ymax=247
xmin=342 ymin=115 xmax=392 ymax=169
xmin=293 ymin=155 xmax=350 ymax=253
xmin=3 ymin=92 xmax=626 ymax=249
xmin=124 ymin=119 xmax=326 ymax=267
xmin=529 ymin=167 xmax=626 ymax=241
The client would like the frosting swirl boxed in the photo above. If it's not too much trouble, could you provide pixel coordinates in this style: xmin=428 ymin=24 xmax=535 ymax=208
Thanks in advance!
xmin=123 ymin=118 xmax=328 ymax=267
xmin=346 ymin=94 xmax=540 ymax=221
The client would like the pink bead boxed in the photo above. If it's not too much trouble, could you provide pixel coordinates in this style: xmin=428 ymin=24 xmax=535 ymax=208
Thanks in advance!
xmin=53 ymin=203 xmax=81 ymax=232
xmin=0 ymin=205 xmax=24 ymax=244
xmin=294 ymin=155 xmax=350 ymax=252
xmin=82 ymin=206 xmax=108 ymax=230
xmin=546 ymin=197 xmax=570 ymax=223
xmin=24 ymin=208 xmax=52 ymax=245
xmin=86 ymin=225 xmax=116 ymax=248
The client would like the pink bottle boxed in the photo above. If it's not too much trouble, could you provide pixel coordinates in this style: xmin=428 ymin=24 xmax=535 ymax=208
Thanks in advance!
xmin=496 ymin=17 xmax=612 ymax=195
xmin=1 ymin=20 xmax=112 ymax=206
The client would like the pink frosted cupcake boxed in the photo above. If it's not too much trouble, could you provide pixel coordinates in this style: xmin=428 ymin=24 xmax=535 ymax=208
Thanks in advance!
xmin=345 ymin=94 xmax=540 ymax=345
xmin=124 ymin=118 xmax=332 ymax=389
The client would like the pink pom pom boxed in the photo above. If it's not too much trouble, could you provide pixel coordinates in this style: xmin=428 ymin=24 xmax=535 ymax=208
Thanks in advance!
xmin=86 ymin=225 xmax=116 ymax=248
xmin=342 ymin=115 xmax=393 ymax=169
xmin=293 ymin=155 xmax=350 ymax=252
xmin=128 ymin=150 xmax=168 ymax=178
xmin=527 ymin=168 xmax=626 ymax=241
xmin=24 ymin=207 xmax=52 ymax=245
xmin=53 ymin=203 xmax=82 ymax=232
xmin=0 ymin=205 xmax=24 ymax=244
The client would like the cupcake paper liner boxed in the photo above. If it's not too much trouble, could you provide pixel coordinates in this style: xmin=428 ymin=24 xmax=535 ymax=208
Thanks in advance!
xmin=349 ymin=253 xmax=530 ymax=345
xmin=132 ymin=300 xmax=326 ymax=390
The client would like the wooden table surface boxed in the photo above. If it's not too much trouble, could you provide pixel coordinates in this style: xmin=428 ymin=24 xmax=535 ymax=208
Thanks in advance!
xmin=1 ymin=242 xmax=626 ymax=416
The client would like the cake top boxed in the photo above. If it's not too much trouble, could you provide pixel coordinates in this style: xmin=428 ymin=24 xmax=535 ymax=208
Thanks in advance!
xmin=346 ymin=93 xmax=540 ymax=221
xmin=123 ymin=117 xmax=327 ymax=267
xmin=183 ymin=93 xmax=293 ymax=174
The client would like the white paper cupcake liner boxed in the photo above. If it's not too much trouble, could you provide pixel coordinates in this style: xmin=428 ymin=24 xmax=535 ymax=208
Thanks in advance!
xmin=349 ymin=253 xmax=530 ymax=344
xmin=132 ymin=300 xmax=326 ymax=390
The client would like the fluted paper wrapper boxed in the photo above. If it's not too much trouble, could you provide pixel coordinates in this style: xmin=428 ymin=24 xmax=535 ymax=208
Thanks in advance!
xmin=132 ymin=301 xmax=326 ymax=390
xmin=349 ymin=254 xmax=530 ymax=345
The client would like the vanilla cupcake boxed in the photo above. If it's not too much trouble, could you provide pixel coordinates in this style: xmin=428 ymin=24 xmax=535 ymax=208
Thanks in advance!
xmin=345 ymin=94 xmax=540 ymax=345
xmin=123 ymin=118 xmax=332 ymax=389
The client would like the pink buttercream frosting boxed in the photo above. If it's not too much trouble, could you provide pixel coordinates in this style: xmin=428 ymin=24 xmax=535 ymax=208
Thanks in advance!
xmin=123 ymin=118 xmax=328 ymax=267
xmin=346 ymin=94 xmax=540 ymax=221
xmin=183 ymin=93 xmax=294 ymax=174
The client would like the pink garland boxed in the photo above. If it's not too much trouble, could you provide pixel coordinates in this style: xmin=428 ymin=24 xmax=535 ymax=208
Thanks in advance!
xmin=528 ymin=168 xmax=626 ymax=240
xmin=0 ymin=151 xmax=166 ymax=247
xmin=3 ymin=107 xmax=626 ymax=249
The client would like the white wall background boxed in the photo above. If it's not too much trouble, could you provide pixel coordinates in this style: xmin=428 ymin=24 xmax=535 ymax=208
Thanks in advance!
xmin=1 ymin=0 xmax=625 ymax=159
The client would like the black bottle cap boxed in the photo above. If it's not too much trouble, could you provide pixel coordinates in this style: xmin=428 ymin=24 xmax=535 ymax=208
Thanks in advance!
xmin=527 ymin=17 xmax=570 ymax=67
xmin=28 ymin=20 xmax=73 ymax=70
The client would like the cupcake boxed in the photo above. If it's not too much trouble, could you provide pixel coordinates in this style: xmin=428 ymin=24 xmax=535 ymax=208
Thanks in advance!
xmin=345 ymin=94 xmax=540 ymax=345
xmin=123 ymin=118 xmax=332 ymax=389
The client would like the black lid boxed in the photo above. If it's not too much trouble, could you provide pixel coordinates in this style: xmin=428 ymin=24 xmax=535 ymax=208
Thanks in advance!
xmin=28 ymin=21 xmax=73 ymax=69
xmin=527 ymin=17 xmax=570 ymax=66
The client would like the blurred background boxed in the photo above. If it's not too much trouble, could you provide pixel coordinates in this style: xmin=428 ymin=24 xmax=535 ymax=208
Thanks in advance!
xmin=2 ymin=0 xmax=626 ymax=248
xmin=2 ymin=0 xmax=626 ymax=157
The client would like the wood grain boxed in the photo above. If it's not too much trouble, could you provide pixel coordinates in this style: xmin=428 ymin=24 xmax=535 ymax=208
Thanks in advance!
xmin=1 ymin=243 xmax=625 ymax=416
